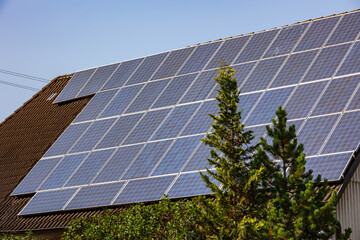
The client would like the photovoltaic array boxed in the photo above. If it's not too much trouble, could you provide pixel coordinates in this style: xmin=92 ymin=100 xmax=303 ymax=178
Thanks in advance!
xmin=14 ymin=11 xmax=360 ymax=215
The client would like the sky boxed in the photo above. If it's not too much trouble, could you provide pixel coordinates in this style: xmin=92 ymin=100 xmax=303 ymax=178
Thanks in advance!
xmin=0 ymin=0 xmax=359 ymax=122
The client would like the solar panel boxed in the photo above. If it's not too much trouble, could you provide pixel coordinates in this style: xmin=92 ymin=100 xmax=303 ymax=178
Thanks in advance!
xmin=16 ymin=11 xmax=360 ymax=215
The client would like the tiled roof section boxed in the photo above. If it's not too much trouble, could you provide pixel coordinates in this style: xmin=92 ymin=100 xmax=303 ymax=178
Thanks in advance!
xmin=0 ymin=75 xmax=92 ymax=232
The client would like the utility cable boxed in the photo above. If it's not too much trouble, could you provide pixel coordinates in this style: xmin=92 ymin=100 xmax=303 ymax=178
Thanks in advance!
xmin=0 ymin=79 xmax=40 ymax=91
xmin=0 ymin=68 xmax=50 ymax=83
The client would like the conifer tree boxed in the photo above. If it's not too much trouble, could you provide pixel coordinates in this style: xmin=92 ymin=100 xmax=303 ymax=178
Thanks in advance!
xmin=254 ymin=106 xmax=351 ymax=239
xmin=198 ymin=64 xmax=264 ymax=239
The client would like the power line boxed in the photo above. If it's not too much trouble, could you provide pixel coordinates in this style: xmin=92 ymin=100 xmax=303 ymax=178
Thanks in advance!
xmin=0 ymin=79 xmax=40 ymax=91
xmin=0 ymin=68 xmax=50 ymax=83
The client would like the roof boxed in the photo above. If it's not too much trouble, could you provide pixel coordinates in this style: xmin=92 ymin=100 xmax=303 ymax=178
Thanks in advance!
xmin=0 ymin=9 xmax=359 ymax=234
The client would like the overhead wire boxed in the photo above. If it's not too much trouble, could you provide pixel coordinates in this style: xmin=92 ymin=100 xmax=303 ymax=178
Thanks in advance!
xmin=0 ymin=68 xmax=50 ymax=83
xmin=0 ymin=79 xmax=40 ymax=91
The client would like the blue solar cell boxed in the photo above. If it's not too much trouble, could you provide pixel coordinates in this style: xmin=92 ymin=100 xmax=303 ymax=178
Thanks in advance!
xmin=94 ymin=144 xmax=144 ymax=183
xmin=39 ymin=153 xmax=88 ymax=190
xmin=295 ymin=16 xmax=340 ymax=52
xmin=93 ymin=144 xmax=144 ymax=183
xmin=327 ymin=12 xmax=360 ymax=46
xmin=114 ymin=176 xmax=175 ymax=204
xmin=125 ymin=79 xmax=170 ymax=113
xmin=54 ymin=68 xmax=96 ymax=103
xmin=102 ymin=58 xmax=143 ymax=90
xmin=11 ymin=157 xmax=62 ymax=195
xmin=179 ymin=42 xmax=221 ymax=75
xmin=297 ymin=114 xmax=339 ymax=156
xmin=167 ymin=172 xmax=213 ymax=199
xmin=151 ymin=47 xmax=195 ymax=80
xmin=96 ymin=113 xmax=143 ymax=149
xmin=100 ymin=84 xmax=143 ymax=118
xmin=122 ymin=140 xmax=173 ymax=180
xmin=271 ymin=50 xmax=318 ymax=88
xmin=19 ymin=188 xmax=77 ymax=215
xmin=73 ymin=89 xmax=118 ymax=123
xmin=126 ymin=52 xmax=169 ymax=85
xmin=152 ymin=136 xmax=201 ymax=175
xmin=312 ymin=76 xmax=360 ymax=116
xmin=44 ymin=123 xmax=91 ymax=157
xmin=235 ymin=29 xmax=279 ymax=63
xmin=322 ymin=111 xmax=360 ymax=154
xmin=182 ymin=140 xmax=210 ymax=172
xmin=337 ymin=42 xmax=360 ymax=76
xmin=246 ymin=87 xmax=294 ymax=125
xmin=180 ymin=70 xmax=218 ymax=104
xmin=124 ymin=109 xmax=171 ymax=145
xmin=65 ymin=149 xmax=115 ymax=187
xmin=347 ymin=82 xmax=360 ymax=111
xmin=284 ymin=81 xmax=327 ymax=119
xmin=66 ymin=182 xmax=125 ymax=210
xmin=78 ymin=64 xmax=119 ymax=97
xmin=265 ymin=23 xmax=309 ymax=58
xmin=306 ymin=153 xmax=352 ymax=181
xmin=241 ymin=56 xmax=286 ymax=93
xmin=151 ymin=103 xmax=200 ymax=140
xmin=206 ymin=36 xmax=250 ymax=69
xmin=181 ymin=100 xmax=217 ymax=136
xmin=303 ymin=44 xmax=351 ymax=82
xmin=152 ymin=74 xmax=197 ymax=109
xmin=69 ymin=119 xmax=116 ymax=153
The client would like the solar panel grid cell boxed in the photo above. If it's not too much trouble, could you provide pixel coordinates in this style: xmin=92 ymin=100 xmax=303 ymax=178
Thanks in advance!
xmin=151 ymin=47 xmax=195 ymax=80
xmin=73 ymin=89 xmax=118 ymax=123
xmin=295 ymin=16 xmax=340 ymax=52
xmin=54 ymin=69 xmax=96 ymax=103
xmin=122 ymin=140 xmax=173 ymax=180
xmin=297 ymin=115 xmax=339 ymax=156
xmin=322 ymin=111 xmax=360 ymax=154
xmin=311 ymin=76 xmax=360 ymax=116
xmin=303 ymin=43 xmax=351 ymax=82
xmin=102 ymin=58 xmax=143 ymax=90
xmin=69 ymin=118 xmax=116 ymax=153
xmin=270 ymin=50 xmax=318 ymax=88
xmin=206 ymin=36 xmax=250 ymax=69
xmin=39 ymin=153 xmax=88 ymax=190
xmin=12 ymin=157 xmax=62 ymax=195
xmin=264 ymin=23 xmax=309 ymax=58
xmin=151 ymin=103 xmax=200 ymax=140
xmin=327 ymin=12 xmax=360 ymax=46
xmin=284 ymin=81 xmax=328 ymax=119
xmin=66 ymin=182 xmax=125 ymax=210
xmin=337 ymin=41 xmax=360 ymax=76
xmin=235 ymin=30 xmax=279 ymax=64
xmin=100 ymin=84 xmax=143 ymax=118
xmin=65 ymin=149 xmax=115 ymax=187
xmin=93 ymin=144 xmax=144 ymax=184
xmin=114 ymin=176 xmax=175 ymax=204
xmin=152 ymin=74 xmax=197 ymax=109
xmin=152 ymin=136 xmax=201 ymax=176
xmin=78 ymin=64 xmax=119 ymax=97
xmin=20 ymin=188 xmax=78 ymax=215
xmin=44 ymin=123 xmax=91 ymax=157
xmin=126 ymin=52 xmax=169 ymax=85
xmin=240 ymin=56 xmax=286 ymax=93
xmin=179 ymin=42 xmax=221 ymax=75
xmin=182 ymin=141 xmax=211 ymax=172
xmin=125 ymin=79 xmax=170 ymax=113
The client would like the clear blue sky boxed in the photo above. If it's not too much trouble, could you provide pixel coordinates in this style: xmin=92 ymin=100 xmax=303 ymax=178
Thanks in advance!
xmin=0 ymin=0 xmax=359 ymax=121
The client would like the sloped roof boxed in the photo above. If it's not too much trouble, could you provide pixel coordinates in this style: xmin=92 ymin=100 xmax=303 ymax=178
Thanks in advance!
xmin=0 ymin=9 xmax=359 ymax=234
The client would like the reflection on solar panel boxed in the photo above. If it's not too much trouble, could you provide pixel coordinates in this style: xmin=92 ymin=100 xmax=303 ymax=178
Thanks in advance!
xmin=18 ymin=11 xmax=360 ymax=215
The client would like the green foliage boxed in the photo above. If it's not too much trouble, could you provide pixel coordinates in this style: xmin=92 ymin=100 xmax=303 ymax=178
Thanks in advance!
xmin=251 ymin=106 xmax=351 ymax=239
xmin=62 ymin=197 xmax=204 ymax=240
xmin=1 ymin=232 xmax=39 ymax=240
